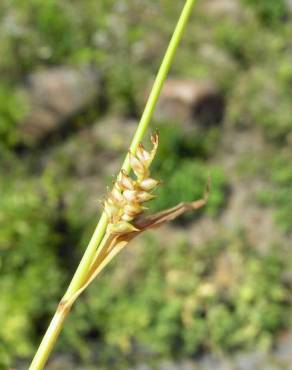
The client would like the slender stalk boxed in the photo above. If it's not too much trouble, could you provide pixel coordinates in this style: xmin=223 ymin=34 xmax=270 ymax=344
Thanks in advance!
xmin=65 ymin=0 xmax=198 ymax=300
xmin=29 ymin=1 xmax=197 ymax=369
xmin=29 ymin=302 xmax=71 ymax=370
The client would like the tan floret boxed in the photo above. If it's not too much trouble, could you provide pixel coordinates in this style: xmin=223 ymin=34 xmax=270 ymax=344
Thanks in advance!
xmin=104 ymin=134 xmax=159 ymax=231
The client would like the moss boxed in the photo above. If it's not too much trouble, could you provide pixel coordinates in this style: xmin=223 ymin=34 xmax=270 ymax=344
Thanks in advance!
xmin=0 ymin=85 xmax=28 ymax=148
xmin=0 ymin=170 xmax=63 ymax=367
xmin=61 ymin=233 xmax=290 ymax=363
xmin=228 ymin=65 xmax=292 ymax=144
xmin=148 ymin=124 xmax=226 ymax=217
xmin=242 ymin=0 xmax=288 ymax=26
xmin=151 ymin=160 xmax=226 ymax=217
xmin=257 ymin=151 xmax=292 ymax=233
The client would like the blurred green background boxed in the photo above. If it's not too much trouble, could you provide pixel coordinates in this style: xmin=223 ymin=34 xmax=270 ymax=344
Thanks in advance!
xmin=0 ymin=0 xmax=291 ymax=369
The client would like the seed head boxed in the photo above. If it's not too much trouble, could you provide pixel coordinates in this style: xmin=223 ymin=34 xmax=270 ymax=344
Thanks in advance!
xmin=104 ymin=134 xmax=159 ymax=234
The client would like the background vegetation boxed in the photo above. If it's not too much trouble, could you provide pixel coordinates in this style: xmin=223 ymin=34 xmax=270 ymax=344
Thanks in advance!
xmin=0 ymin=0 xmax=291 ymax=369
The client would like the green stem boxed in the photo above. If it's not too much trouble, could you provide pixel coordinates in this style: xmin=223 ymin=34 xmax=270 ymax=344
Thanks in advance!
xmin=122 ymin=0 xmax=198 ymax=172
xmin=29 ymin=302 xmax=70 ymax=370
xmin=29 ymin=1 xmax=197 ymax=368
xmin=66 ymin=0 xmax=197 ymax=299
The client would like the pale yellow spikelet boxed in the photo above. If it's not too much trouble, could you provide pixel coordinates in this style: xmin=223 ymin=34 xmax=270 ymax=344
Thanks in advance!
xmin=136 ymin=143 xmax=151 ymax=163
xmin=69 ymin=134 xmax=209 ymax=309
xmin=136 ymin=191 xmax=155 ymax=202
xmin=104 ymin=134 xmax=160 ymax=233
xmin=129 ymin=153 xmax=146 ymax=179
xmin=118 ymin=170 xmax=136 ymax=190
xmin=139 ymin=178 xmax=159 ymax=191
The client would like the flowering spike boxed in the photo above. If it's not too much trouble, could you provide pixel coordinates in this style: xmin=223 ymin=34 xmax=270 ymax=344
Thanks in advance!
xmin=104 ymin=134 xmax=160 ymax=235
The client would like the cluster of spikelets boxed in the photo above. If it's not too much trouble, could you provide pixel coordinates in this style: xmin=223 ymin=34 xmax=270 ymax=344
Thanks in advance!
xmin=63 ymin=133 xmax=208 ymax=306
xmin=104 ymin=134 xmax=159 ymax=234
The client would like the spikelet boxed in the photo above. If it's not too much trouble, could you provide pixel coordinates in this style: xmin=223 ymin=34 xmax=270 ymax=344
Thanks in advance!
xmin=68 ymin=134 xmax=209 ymax=306
xmin=104 ymin=134 xmax=159 ymax=234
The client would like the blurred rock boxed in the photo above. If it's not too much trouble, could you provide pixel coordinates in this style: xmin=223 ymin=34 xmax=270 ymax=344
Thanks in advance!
xmin=20 ymin=67 xmax=100 ymax=144
xmin=158 ymin=361 xmax=184 ymax=370
xmin=198 ymin=44 xmax=237 ymax=71
xmin=201 ymin=0 xmax=243 ymax=20
xmin=91 ymin=115 xmax=139 ymax=176
xmin=132 ymin=365 xmax=151 ymax=370
xmin=217 ymin=127 xmax=290 ymax=252
xmin=274 ymin=331 xmax=292 ymax=363
xmin=196 ymin=356 xmax=232 ymax=370
xmin=285 ymin=0 xmax=292 ymax=11
xmin=43 ymin=115 xmax=138 ymax=217
xmin=128 ymin=347 xmax=292 ymax=370
xmin=155 ymin=79 xmax=224 ymax=126
xmin=235 ymin=352 xmax=266 ymax=370
xmin=21 ymin=330 xmax=292 ymax=370
xmin=92 ymin=116 xmax=137 ymax=152
xmin=45 ymin=355 xmax=74 ymax=370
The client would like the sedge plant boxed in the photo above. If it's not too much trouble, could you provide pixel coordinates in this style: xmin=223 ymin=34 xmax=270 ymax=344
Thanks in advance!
xmin=28 ymin=1 xmax=204 ymax=368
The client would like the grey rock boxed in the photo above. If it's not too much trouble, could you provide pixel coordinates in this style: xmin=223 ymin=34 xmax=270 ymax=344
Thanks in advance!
xmin=198 ymin=44 xmax=237 ymax=71
xmin=92 ymin=116 xmax=138 ymax=152
xmin=285 ymin=0 xmax=292 ymax=11
xmin=20 ymin=67 xmax=100 ymax=144
xmin=197 ymin=356 xmax=232 ymax=370
xmin=132 ymin=365 xmax=152 ymax=370
xmin=159 ymin=361 xmax=181 ymax=370
xmin=154 ymin=79 xmax=224 ymax=126
xmin=235 ymin=352 xmax=266 ymax=370
xmin=46 ymin=354 xmax=75 ymax=370
xmin=201 ymin=0 xmax=243 ymax=20
xmin=274 ymin=331 xmax=292 ymax=364
xmin=179 ymin=360 xmax=199 ymax=370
